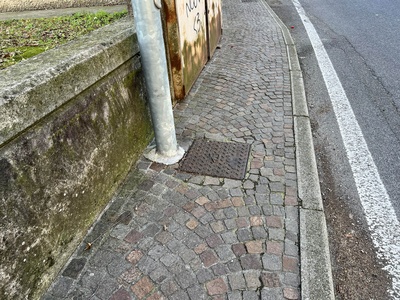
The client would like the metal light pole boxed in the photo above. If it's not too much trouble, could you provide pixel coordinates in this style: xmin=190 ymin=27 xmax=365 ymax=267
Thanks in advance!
xmin=131 ymin=0 xmax=184 ymax=165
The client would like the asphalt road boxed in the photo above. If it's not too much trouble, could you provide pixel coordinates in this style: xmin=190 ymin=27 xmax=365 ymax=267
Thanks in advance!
xmin=266 ymin=0 xmax=400 ymax=298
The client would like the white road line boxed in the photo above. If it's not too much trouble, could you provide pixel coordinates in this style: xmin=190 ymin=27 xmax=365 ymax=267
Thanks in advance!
xmin=291 ymin=0 xmax=400 ymax=298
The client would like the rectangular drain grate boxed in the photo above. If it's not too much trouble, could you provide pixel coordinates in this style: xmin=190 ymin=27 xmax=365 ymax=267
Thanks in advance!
xmin=179 ymin=139 xmax=251 ymax=180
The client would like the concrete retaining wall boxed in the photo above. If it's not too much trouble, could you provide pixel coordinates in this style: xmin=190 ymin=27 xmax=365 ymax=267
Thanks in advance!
xmin=0 ymin=0 xmax=126 ymax=12
xmin=0 ymin=19 xmax=153 ymax=299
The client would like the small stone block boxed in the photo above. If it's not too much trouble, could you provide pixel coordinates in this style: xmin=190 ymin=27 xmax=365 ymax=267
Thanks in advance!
xmin=119 ymin=267 xmax=142 ymax=284
xmin=232 ymin=197 xmax=245 ymax=207
xmin=186 ymin=219 xmax=199 ymax=230
xmin=125 ymin=230 xmax=144 ymax=244
xmin=250 ymin=216 xmax=264 ymax=226
xmin=194 ymin=243 xmax=208 ymax=254
xmin=200 ymin=249 xmax=219 ymax=267
xmin=266 ymin=216 xmax=283 ymax=228
xmin=283 ymin=287 xmax=300 ymax=299
xmin=266 ymin=241 xmax=283 ymax=255
xmin=196 ymin=196 xmax=210 ymax=206
xmin=131 ymin=276 xmax=154 ymax=299
xmin=283 ymin=256 xmax=299 ymax=272
xmin=232 ymin=243 xmax=247 ymax=257
xmin=245 ymin=240 xmax=264 ymax=254
xmin=260 ymin=272 xmax=281 ymax=288
xmin=126 ymin=250 xmax=143 ymax=265
xmin=110 ymin=288 xmax=132 ymax=300
xmin=206 ymin=277 xmax=228 ymax=295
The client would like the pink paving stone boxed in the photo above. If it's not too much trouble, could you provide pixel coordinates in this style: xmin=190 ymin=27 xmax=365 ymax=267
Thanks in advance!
xmin=266 ymin=216 xmax=283 ymax=228
xmin=232 ymin=243 xmax=247 ymax=257
xmin=124 ymin=229 xmax=144 ymax=244
xmin=186 ymin=219 xmax=199 ymax=230
xmin=110 ymin=288 xmax=132 ymax=300
xmin=131 ymin=276 xmax=154 ymax=299
xmin=119 ymin=267 xmax=142 ymax=283
xmin=283 ymin=255 xmax=299 ymax=272
xmin=183 ymin=202 xmax=196 ymax=212
xmin=196 ymin=196 xmax=210 ymax=206
xmin=236 ymin=217 xmax=250 ymax=228
xmin=245 ymin=240 xmax=264 ymax=254
xmin=250 ymin=160 xmax=263 ymax=169
xmin=266 ymin=241 xmax=283 ymax=255
xmin=126 ymin=249 xmax=143 ymax=265
xmin=232 ymin=197 xmax=245 ymax=207
xmin=283 ymin=287 xmax=300 ymax=299
xmin=250 ymin=216 xmax=264 ymax=226
xmin=216 ymin=198 xmax=232 ymax=209
xmin=204 ymin=202 xmax=217 ymax=212
xmin=163 ymin=206 xmax=178 ymax=217
xmin=194 ymin=243 xmax=208 ymax=254
xmin=286 ymin=186 xmax=297 ymax=196
xmin=191 ymin=206 xmax=207 ymax=218
xmin=285 ymin=196 xmax=298 ymax=206
xmin=206 ymin=277 xmax=228 ymax=295
xmin=175 ymin=184 xmax=188 ymax=195
xmin=273 ymin=168 xmax=285 ymax=176
xmin=206 ymin=234 xmax=224 ymax=248
xmin=200 ymin=249 xmax=219 ymax=267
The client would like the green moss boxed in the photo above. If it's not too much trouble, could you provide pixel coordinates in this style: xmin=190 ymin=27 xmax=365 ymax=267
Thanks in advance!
xmin=0 ymin=58 xmax=153 ymax=299
xmin=0 ymin=10 xmax=128 ymax=69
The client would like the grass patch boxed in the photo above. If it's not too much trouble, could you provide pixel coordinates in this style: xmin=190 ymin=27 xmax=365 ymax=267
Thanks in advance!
xmin=0 ymin=10 xmax=127 ymax=70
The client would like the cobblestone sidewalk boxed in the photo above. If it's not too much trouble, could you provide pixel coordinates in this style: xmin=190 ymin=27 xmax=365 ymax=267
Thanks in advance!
xmin=44 ymin=0 xmax=300 ymax=299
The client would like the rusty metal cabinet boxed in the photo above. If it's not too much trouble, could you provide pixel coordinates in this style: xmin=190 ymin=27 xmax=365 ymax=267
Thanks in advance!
xmin=162 ymin=0 xmax=222 ymax=101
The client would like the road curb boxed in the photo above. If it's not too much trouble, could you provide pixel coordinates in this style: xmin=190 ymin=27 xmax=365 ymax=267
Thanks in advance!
xmin=261 ymin=1 xmax=335 ymax=299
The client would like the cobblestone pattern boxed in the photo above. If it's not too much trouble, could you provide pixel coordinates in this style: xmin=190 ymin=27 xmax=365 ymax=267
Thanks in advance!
xmin=44 ymin=0 xmax=300 ymax=299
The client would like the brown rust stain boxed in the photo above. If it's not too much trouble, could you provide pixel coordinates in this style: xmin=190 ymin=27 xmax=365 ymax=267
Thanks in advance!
xmin=162 ymin=0 xmax=185 ymax=101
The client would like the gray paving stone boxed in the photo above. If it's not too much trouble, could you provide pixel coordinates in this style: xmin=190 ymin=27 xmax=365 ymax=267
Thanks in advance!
xmin=161 ymin=278 xmax=180 ymax=296
xmin=228 ymin=272 xmax=246 ymax=290
xmin=176 ymin=269 xmax=197 ymax=289
xmin=228 ymin=290 xmax=243 ymax=300
xmin=196 ymin=268 xmax=214 ymax=284
xmin=237 ymin=228 xmax=253 ymax=242
xmin=262 ymin=254 xmax=283 ymax=271
xmin=94 ymin=277 xmax=118 ymax=300
xmin=244 ymin=270 xmax=262 ymax=289
xmin=243 ymin=290 xmax=260 ymax=300
xmin=187 ymin=284 xmax=206 ymax=300
xmin=62 ymin=258 xmax=87 ymax=279
xmin=221 ymin=231 xmax=239 ymax=244
xmin=261 ymin=287 xmax=284 ymax=299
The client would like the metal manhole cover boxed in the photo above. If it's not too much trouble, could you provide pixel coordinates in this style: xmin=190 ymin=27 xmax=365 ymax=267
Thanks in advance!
xmin=179 ymin=139 xmax=251 ymax=180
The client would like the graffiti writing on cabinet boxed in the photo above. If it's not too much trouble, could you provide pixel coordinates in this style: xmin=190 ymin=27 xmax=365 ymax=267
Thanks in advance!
xmin=185 ymin=0 xmax=202 ymax=34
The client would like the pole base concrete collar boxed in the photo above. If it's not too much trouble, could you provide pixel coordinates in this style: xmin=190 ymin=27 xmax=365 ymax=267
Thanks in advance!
xmin=144 ymin=146 xmax=185 ymax=165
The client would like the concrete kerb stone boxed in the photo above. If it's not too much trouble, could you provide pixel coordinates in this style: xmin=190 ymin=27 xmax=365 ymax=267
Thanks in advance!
xmin=261 ymin=0 xmax=335 ymax=299
xmin=300 ymin=209 xmax=335 ymax=300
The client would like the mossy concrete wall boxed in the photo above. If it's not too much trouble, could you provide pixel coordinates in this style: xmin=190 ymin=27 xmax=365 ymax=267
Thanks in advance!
xmin=0 ymin=19 xmax=153 ymax=299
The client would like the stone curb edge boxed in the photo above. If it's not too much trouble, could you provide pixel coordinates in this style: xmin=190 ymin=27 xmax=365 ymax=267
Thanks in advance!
xmin=260 ymin=1 xmax=335 ymax=299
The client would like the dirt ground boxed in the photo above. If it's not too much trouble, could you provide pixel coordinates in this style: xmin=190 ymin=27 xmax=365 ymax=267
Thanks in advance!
xmin=315 ymin=141 xmax=392 ymax=300
xmin=0 ymin=0 xmax=126 ymax=13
